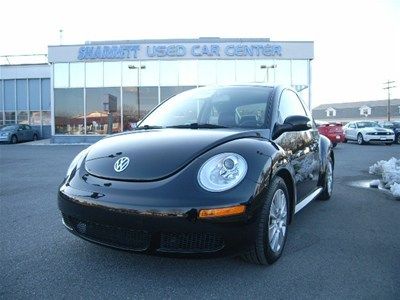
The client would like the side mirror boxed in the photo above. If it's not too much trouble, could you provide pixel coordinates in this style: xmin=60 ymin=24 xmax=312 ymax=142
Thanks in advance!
xmin=273 ymin=115 xmax=312 ymax=139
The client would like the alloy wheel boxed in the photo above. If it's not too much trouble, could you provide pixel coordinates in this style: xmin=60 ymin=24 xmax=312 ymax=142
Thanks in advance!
xmin=268 ymin=189 xmax=287 ymax=253
xmin=357 ymin=134 xmax=363 ymax=145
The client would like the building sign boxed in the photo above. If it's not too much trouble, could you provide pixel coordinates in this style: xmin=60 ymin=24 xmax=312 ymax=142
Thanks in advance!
xmin=77 ymin=43 xmax=282 ymax=60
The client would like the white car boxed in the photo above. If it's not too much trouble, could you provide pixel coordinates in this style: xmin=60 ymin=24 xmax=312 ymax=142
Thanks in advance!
xmin=343 ymin=121 xmax=394 ymax=145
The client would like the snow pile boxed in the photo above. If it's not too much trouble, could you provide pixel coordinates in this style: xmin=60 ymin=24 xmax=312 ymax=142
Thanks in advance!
xmin=369 ymin=157 xmax=400 ymax=197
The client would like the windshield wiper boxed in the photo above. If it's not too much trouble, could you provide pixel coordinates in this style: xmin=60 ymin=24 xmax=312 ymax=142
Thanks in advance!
xmin=167 ymin=123 xmax=227 ymax=129
xmin=135 ymin=125 xmax=164 ymax=130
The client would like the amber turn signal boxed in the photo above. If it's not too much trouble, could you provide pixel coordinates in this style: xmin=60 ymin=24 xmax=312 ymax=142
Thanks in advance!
xmin=198 ymin=205 xmax=246 ymax=218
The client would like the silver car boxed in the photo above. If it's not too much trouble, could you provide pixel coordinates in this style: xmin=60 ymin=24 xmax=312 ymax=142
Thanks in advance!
xmin=0 ymin=124 xmax=40 ymax=144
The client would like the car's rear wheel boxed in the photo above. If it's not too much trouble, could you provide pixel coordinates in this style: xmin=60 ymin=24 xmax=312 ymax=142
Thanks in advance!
xmin=11 ymin=135 xmax=18 ymax=144
xmin=357 ymin=133 xmax=365 ymax=145
xmin=318 ymin=158 xmax=333 ymax=200
xmin=241 ymin=177 xmax=289 ymax=265
xmin=33 ymin=134 xmax=38 ymax=141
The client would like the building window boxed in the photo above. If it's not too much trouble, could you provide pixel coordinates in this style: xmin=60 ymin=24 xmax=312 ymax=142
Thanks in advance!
xmin=86 ymin=87 xmax=121 ymax=135
xmin=54 ymin=63 xmax=69 ymax=88
xmin=54 ymin=88 xmax=84 ymax=134
xmin=359 ymin=106 xmax=371 ymax=116
xmin=70 ymin=63 xmax=85 ymax=88
xmin=326 ymin=107 xmax=336 ymax=117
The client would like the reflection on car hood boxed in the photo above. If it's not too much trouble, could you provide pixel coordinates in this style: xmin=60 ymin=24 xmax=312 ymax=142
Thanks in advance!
xmin=84 ymin=128 xmax=266 ymax=181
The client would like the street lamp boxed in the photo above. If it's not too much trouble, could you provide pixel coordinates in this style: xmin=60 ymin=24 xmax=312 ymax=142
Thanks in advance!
xmin=260 ymin=64 xmax=276 ymax=83
xmin=128 ymin=64 xmax=146 ymax=126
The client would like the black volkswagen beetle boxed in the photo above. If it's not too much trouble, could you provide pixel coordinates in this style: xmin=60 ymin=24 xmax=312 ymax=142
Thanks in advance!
xmin=59 ymin=85 xmax=334 ymax=265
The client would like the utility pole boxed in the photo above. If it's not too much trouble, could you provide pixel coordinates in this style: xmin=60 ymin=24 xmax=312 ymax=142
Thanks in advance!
xmin=383 ymin=80 xmax=396 ymax=121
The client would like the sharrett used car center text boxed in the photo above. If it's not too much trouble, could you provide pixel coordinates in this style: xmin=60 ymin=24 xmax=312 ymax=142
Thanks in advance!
xmin=0 ymin=38 xmax=313 ymax=143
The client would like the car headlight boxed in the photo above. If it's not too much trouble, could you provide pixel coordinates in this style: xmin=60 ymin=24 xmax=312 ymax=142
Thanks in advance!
xmin=66 ymin=148 xmax=90 ymax=177
xmin=198 ymin=153 xmax=247 ymax=192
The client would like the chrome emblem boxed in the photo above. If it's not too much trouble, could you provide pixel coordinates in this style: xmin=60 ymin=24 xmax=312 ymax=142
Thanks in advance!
xmin=114 ymin=157 xmax=130 ymax=172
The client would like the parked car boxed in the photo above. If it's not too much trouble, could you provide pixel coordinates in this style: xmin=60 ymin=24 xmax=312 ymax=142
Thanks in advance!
xmin=0 ymin=124 xmax=39 ymax=144
xmin=378 ymin=121 xmax=400 ymax=144
xmin=316 ymin=121 xmax=345 ymax=147
xmin=343 ymin=121 xmax=394 ymax=145
xmin=58 ymin=85 xmax=334 ymax=265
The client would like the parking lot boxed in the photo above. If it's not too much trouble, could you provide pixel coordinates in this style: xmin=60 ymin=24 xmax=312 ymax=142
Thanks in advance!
xmin=1 ymin=142 xmax=399 ymax=298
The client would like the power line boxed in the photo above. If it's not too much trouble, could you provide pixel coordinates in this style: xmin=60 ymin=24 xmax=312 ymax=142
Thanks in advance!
xmin=383 ymin=80 xmax=396 ymax=121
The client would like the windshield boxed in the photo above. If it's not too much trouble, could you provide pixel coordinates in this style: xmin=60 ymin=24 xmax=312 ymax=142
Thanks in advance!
xmin=139 ymin=86 xmax=272 ymax=129
xmin=357 ymin=121 xmax=380 ymax=128
xmin=0 ymin=125 xmax=18 ymax=131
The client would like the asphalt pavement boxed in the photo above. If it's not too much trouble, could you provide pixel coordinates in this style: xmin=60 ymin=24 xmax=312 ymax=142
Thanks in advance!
xmin=1 ymin=141 xmax=399 ymax=299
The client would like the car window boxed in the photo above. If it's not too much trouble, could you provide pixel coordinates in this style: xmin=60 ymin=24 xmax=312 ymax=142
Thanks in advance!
xmin=140 ymin=86 xmax=272 ymax=129
xmin=356 ymin=121 xmax=379 ymax=128
xmin=348 ymin=123 xmax=355 ymax=129
xmin=278 ymin=89 xmax=307 ymax=123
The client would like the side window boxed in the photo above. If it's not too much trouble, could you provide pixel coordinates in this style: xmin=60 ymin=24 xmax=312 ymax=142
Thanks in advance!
xmin=278 ymin=90 xmax=307 ymax=123
xmin=349 ymin=123 xmax=355 ymax=129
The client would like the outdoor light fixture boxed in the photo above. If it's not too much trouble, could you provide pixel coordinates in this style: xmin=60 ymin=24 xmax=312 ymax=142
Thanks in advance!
xmin=260 ymin=64 xmax=276 ymax=69
xmin=128 ymin=65 xmax=146 ymax=69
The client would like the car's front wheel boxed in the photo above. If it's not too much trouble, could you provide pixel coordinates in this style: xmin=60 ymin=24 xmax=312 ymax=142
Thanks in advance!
xmin=397 ymin=135 xmax=400 ymax=144
xmin=33 ymin=134 xmax=38 ymax=141
xmin=11 ymin=135 xmax=18 ymax=144
xmin=357 ymin=133 xmax=365 ymax=145
xmin=241 ymin=176 xmax=289 ymax=265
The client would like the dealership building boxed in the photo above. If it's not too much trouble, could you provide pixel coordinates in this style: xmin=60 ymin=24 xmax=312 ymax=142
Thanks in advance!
xmin=0 ymin=38 xmax=314 ymax=143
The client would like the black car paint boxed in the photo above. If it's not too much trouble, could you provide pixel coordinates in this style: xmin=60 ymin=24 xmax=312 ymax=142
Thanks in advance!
xmin=58 ymin=85 xmax=334 ymax=257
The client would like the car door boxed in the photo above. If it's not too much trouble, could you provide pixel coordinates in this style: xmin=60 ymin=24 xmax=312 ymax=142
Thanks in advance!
xmin=24 ymin=125 xmax=34 ymax=140
xmin=16 ymin=125 xmax=26 ymax=141
xmin=273 ymin=89 xmax=320 ymax=202
xmin=346 ymin=122 xmax=356 ymax=140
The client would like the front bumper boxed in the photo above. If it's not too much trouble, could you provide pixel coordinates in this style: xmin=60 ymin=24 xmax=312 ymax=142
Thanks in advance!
xmin=58 ymin=184 xmax=261 ymax=258
xmin=0 ymin=135 xmax=11 ymax=142
xmin=364 ymin=134 xmax=394 ymax=143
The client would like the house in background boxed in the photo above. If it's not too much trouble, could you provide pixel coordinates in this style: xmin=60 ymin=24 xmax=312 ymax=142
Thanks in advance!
xmin=312 ymin=99 xmax=400 ymax=123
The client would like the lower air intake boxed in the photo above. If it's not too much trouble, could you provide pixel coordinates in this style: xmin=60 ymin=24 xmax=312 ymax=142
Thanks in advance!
xmin=62 ymin=214 xmax=150 ymax=251
xmin=159 ymin=232 xmax=224 ymax=253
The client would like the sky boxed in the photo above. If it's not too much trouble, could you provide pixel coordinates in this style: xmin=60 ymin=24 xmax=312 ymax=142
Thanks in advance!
xmin=0 ymin=0 xmax=399 ymax=107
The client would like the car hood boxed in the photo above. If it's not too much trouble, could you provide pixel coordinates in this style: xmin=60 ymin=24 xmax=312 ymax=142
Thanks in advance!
xmin=360 ymin=127 xmax=392 ymax=132
xmin=84 ymin=128 xmax=266 ymax=181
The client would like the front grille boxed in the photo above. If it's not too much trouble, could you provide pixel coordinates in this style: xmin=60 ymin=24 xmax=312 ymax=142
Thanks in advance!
xmin=159 ymin=232 xmax=224 ymax=253
xmin=375 ymin=132 xmax=391 ymax=135
xmin=62 ymin=214 xmax=150 ymax=251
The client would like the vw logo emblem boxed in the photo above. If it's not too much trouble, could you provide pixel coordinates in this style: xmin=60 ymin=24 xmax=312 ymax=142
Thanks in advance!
xmin=114 ymin=157 xmax=130 ymax=172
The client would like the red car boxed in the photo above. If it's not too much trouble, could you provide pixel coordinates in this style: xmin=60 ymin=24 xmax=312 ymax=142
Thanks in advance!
xmin=316 ymin=122 xmax=345 ymax=147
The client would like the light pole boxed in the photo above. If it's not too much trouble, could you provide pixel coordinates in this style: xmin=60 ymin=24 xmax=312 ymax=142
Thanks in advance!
xmin=383 ymin=80 xmax=396 ymax=121
xmin=128 ymin=64 xmax=146 ymax=122
xmin=260 ymin=64 xmax=277 ymax=83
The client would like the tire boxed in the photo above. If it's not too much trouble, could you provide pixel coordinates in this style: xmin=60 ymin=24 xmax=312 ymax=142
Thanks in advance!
xmin=385 ymin=143 xmax=392 ymax=146
xmin=397 ymin=135 xmax=400 ymax=144
xmin=241 ymin=177 xmax=289 ymax=265
xmin=357 ymin=133 xmax=365 ymax=145
xmin=343 ymin=138 xmax=347 ymax=143
xmin=318 ymin=157 xmax=333 ymax=200
xmin=332 ymin=142 xmax=337 ymax=148
xmin=11 ymin=135 xmax=18 ymax=144
xmin=33 ymin=134 xmax=38 ymax=141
